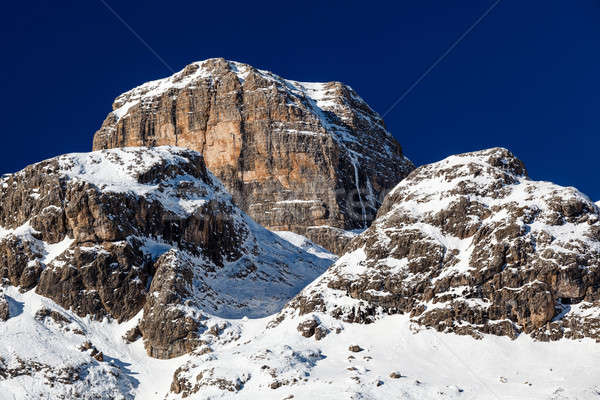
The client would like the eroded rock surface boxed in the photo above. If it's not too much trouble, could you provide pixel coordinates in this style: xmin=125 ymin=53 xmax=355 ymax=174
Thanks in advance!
xmin=0 ymin=147 xmax=330 ymax=358
xmin=284 ymin=148 xmax=600 ymax=340
xmin=92 ymin=58 xmax=414 ymax=253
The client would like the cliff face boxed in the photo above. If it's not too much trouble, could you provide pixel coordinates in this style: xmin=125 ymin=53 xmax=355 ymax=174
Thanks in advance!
xmin=283 ymin=148 xmax=600 ymax=341
xmin=0 ymin=146 xmax=330 ymax=359
xmin=92 ymin=58 xmax=414 ymax=253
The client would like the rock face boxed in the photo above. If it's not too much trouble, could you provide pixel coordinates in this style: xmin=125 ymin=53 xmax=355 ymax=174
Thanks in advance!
xmin=92 ymin=58 xmax=414 ymax=253
xmin=285 ymin=148 xmax=600 ymax=340
xmin=0 ymin=146 xmax=330 ymax=358
xmin=0 ymin=290 xmax=8 ymax=321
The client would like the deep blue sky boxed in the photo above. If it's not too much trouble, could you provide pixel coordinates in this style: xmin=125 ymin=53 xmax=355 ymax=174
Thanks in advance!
xmin=2 ymin=1 xmax=599 ymax=199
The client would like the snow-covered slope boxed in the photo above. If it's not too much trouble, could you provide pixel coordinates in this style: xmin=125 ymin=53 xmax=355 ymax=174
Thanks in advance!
xmin=2 ymin=281 xmax=600 ymax=399
xmin=273 ymin=231 xmax=338 ymax=262
xmin=283 ymin=148 xmax=600 ymax=341
xmin=152 ymin=147 xmax=600 ymax=399
xmin=0 ymin=146 xmax=333 ymax=385
xmin=166 ymin=312 xmax=600 ymax=400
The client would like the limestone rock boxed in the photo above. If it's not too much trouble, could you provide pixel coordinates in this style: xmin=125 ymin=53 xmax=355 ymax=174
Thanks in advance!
xmin=284 ymin=148 xmax=600 ymax=340
xmin=92 ymin=58 xmax=414 ymax=253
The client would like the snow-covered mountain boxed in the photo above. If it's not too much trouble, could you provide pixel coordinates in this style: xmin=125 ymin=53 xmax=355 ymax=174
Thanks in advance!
xmin=1 ymin=146 xmax=599 ymax=399
xmin=92 ymin=58 xmax=415 ymax=254
xmin=283 ymin=147 xmax=600 ymax=341
xmin=0 ymin=146 xmax=333 ymax=398
xmin=155 ymin=149 xmax=600 ymax=398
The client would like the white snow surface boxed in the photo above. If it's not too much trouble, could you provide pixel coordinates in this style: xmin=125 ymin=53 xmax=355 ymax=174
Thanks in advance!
xmin=273 ymin=230 xmax=338 ymax=262
xmin=1 ymin=287 xmax=598 ymax=399
xmin=56 ymin=146 xmax=227 ymax=216
xmin=0 ymin=287 xmax=182 ymax=399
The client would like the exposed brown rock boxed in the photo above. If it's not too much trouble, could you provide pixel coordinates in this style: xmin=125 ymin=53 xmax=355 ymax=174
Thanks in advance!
xmin=139 ymin=250 xmax=202 ymax=359
xmin=0 ymin=292 xmax=8 ymax=321
xmin=92 ymin=58 xmax=414 ymax=253
xmin=35 ymin=307 xmax=71 ymax=326
xmin=92 ymin=351 xmax=104 ymax=362
xmin=123 ymin=325 xmax=142 ymax=343
xmin=296 ymin=318 xmax=328 ymax=340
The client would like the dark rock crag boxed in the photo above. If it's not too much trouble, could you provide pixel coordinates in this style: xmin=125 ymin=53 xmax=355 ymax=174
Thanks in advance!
xmin=285 ymin=148 xmax=600 ymax=341
xmin=0 ymin=146 xmax=329 ymax=358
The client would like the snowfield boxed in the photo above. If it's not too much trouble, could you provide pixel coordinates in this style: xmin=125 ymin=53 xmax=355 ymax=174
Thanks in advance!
xmin=0 ymin=285 xmax=598 ymax=399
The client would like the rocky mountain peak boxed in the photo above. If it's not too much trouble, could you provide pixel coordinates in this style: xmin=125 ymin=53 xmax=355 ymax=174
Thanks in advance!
xmin=284 ymin=147 xmax=600 ymax=341
xmin=92 ymin=58 xmax=415 ymax=253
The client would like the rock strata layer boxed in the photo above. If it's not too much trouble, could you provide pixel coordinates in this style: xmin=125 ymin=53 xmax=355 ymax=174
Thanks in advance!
xmin=92 ymin=58 xmax=414 ymax=253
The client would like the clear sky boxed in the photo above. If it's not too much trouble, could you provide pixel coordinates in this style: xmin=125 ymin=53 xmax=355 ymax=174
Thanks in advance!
xmin=2 ymin=1 xmax=599 ymax=199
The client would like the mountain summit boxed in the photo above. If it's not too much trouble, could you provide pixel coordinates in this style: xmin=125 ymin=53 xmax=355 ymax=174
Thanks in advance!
xmin=92 ymin=58 xmax=414 ymax=253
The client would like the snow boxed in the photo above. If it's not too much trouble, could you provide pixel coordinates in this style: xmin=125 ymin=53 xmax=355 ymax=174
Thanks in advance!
xmin=41 ymin=236 xmax=74 ymax=264
xmin=273 ymin=231 xmax=338 ymax=262
xmin=2 ymin=285 xmax=598 ymax=399
xmin=56 ymin=146 xmax=229 ymax=217
xmin=282 ymin=147 xmax=600 ymax=354
xmin=0 ymin=287 xmax=186 ymax=400
xmin=0 ymin=221 xmax=74 ymax=267
xmin=2 ymin=144 xmax=597 ymax=398
xmin=0 ymin=145 xmax=599 ymax=398
xmin=163 ymin=310 xmax=600 ymax=400
xmin=381 ymin=148 xmax=600 ymax=261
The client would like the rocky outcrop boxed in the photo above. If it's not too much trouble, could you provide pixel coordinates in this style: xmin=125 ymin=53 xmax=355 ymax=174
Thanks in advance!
xmin=0 ymin=290 xmax=8 ymax=321
xmin=284 ymin=148 xmax=600 ymax=341
xmin=92 ymin=58 xmax=414 ymax=253
xmin=0 ymin=146 xmax=330 ymax=358
xmin=140 ymin=250 xmax=203 ymax=359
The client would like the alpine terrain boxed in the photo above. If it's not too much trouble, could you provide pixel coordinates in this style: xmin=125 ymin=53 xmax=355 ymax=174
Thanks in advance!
xmin=0 ymin=146 xmax=331 ymax=398
xmin=0 ymin=60 xmax=598 ymax=400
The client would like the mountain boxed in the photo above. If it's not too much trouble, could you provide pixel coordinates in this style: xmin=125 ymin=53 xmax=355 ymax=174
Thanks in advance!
xmin=161 ymin=149 xmax=600 ymax=399
xmin=283 ymin=147 xmax=600 ymax=341
xmin=92 ymin=58 xmax=414 ymax=254
xmin=1 ymin=147 xmax=599 ymax=399
xmin=0 ymin=146 xmax=333 ymax=398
